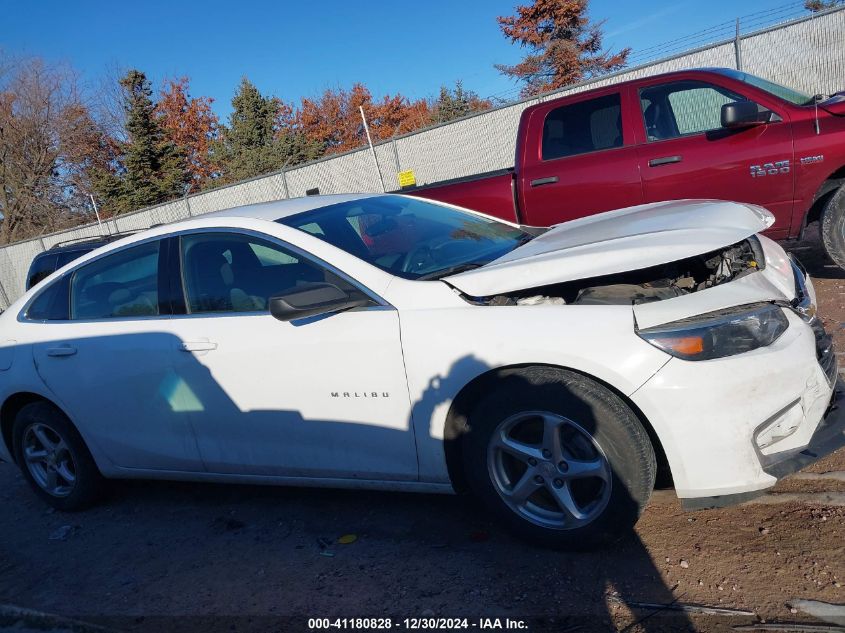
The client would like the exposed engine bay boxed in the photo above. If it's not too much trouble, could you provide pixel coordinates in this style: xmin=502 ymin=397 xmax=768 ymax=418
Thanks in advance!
xmin=476 ymin=237 xmax=764 ymax=306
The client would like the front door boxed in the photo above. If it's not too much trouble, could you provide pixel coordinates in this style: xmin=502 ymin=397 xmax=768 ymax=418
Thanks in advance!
xmin=635 ymin=77 xmax=795 ymax=238
xmin=164 ymin=230 xmax=418 ymax=480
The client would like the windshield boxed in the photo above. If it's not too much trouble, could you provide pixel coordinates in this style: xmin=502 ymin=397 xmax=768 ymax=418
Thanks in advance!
xmin=278 ymin=195 xmax=530 ymax=280
xmin=717 ymin=69 xmax=813 ymax=105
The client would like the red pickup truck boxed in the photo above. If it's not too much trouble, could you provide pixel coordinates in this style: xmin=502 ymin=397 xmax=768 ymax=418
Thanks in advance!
xmin=412 ymin=68 xmax=845 ymax=268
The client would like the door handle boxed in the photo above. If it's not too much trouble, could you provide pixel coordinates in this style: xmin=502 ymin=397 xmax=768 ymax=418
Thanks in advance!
xmin=179 ymin=341 xmax=218 ymax=352
xmin=46 ymin=346 xmax=77 ymax=357
xmin=530 ymin=176 xmax=559 ymax=187
xmin=648 ymin=155 xmax=682 ymax=167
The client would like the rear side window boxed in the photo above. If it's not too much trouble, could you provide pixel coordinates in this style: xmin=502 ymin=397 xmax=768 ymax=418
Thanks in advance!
xmin=640 ymin=81 xmax=745 ymax=141
xmin=70 ymin=241 xmax=160 ymax=320
xmin=25 ymin=276 xmax=70 ymax=321
xmin=542 ymin=93 xmax=623 ymax=160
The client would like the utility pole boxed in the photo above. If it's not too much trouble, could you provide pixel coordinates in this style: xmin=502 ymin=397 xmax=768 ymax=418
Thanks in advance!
xmin=734 ymin=18 xmax=742 ymax=71
xmin=360 ymin=106 xmax=386 ymax=193
xmin=184 ymin=184 xmax=193 ymax=217
xmin=90 ymin=195 xmax=107 ymax=235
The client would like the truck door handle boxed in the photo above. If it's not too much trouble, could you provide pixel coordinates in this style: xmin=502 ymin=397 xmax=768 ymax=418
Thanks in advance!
xmin=530 ymin=176 xmax=559 ymax=187
xmin=46 ymin=346 xmax=77 ymax=357
xmin=648 ymin=155 xmax=682 ymax=167
xmin=179 ymin=341 xmax=218 ymax=352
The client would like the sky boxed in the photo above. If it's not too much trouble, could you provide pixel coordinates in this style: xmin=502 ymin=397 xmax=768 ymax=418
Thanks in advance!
xmin=3 ymin=0 xmax=803 ymax=120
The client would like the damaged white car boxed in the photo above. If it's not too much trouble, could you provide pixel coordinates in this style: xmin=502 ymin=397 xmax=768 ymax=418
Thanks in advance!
xmin=0 ymin=193 xmax=841 ymax=548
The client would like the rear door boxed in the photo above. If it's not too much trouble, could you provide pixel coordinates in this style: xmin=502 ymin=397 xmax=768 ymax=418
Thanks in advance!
xmin=518 ymin=87 xmax=644 ymax=226
xmin=634 ymin=75 xmax=794 ymax=238
xmin=30 ymin=238 xmax=204 ymax=471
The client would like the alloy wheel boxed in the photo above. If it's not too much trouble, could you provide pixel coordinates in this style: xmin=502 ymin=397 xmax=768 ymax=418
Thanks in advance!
xmin=487 ymin=411 xmax=612 ymax=529
xmin=22 ymin=422 xmax=77 ymax=497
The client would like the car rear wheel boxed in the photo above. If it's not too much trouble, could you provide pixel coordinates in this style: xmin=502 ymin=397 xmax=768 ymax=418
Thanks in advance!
xmin=13 ymin=402 xmax=105 ymax=511
xmin=821 ymin=185 xmax=845 ymax=270
xmin=462 ymin=367 xmax=656 ymax=549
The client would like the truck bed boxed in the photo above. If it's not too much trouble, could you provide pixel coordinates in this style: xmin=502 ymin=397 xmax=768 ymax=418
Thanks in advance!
xmin=406 ymin=169 xmax=518 ymax=223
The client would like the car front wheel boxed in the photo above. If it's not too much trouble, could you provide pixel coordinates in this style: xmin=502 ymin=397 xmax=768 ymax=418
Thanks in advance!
xmin=13 ymin=401 xmax=105 ymax=511
xmin=462 ymin=367 xmax=656 ymax=549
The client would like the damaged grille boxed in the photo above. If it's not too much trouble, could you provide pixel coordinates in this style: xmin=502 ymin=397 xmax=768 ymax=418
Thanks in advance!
xmin=790 ymin=254 xmax=837 ymax=386
xmin=811 ymin=318 xmax=838 ymax=386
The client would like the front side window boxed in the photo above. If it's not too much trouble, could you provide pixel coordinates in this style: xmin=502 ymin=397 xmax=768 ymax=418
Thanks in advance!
xmin=70 ymin=241 xmax=160 ymax=320
xmin=640 ymin=81 xmax=745 ymax=141
xmin=278 ymin=195 xmax=530 ymax=280
xmin=180 ymin=232 xmax=364 ymax=314
xmin=542 ymin=93 xmax=623 ymax=160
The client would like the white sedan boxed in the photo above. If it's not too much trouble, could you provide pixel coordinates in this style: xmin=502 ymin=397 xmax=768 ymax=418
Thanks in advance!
xmin=0 ymin=194 xmax=842 ymax=548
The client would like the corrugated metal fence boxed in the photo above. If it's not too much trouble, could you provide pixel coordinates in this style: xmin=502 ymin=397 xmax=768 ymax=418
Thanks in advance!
xmin=1 ymin=6 xmax=843 ymax=309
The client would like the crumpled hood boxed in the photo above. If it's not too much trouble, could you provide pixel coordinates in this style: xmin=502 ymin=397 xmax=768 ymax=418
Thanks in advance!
xmin=444 ymin=199 xmax=774 ymax=297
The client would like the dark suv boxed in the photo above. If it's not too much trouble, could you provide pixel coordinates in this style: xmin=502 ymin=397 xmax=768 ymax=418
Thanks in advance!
xmin=25 ymin=234 xmax=137 ymax=290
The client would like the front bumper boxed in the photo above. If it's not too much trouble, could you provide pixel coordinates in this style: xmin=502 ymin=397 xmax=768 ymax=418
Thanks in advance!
xmin=631 ymin=308 xmax=840 ymax=505
xmin=682 ymin=380 xmax=844 ymax=510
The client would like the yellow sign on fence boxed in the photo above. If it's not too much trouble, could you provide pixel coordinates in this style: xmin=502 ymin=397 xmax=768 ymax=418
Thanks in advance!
xmin=397 ymin=170 xmax=416 ymax=188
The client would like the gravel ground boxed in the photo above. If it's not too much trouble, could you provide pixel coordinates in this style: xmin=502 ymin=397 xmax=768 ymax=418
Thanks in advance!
xmin=0 ymin=229 xmax=843 ymax=633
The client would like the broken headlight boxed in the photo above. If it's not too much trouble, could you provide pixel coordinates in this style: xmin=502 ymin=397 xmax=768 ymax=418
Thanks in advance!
xmin=637 ymin=303 xmax=789 ymax=361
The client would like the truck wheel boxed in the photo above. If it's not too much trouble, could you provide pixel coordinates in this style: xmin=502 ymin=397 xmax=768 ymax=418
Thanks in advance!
xmin=462 ymin=367 xmax=656 ymax=549
xmin=821 ymin=185 xmax=845 ymax=270
xmin=12 ymin=402 xmax=105 ymax=511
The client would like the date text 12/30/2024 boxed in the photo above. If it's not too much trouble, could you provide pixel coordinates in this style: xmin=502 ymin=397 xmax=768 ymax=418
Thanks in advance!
xmin=308 ymin=618 xmax=529 ymax=630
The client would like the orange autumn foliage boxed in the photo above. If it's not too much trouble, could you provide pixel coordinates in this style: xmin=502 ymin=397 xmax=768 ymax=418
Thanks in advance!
xmin=496 ymin=0 xmax=629 ymax=97
xmin=156 ymin=77 xmax=219 ymax=189
xmin=299 ymin=83 xmax=431 ymax=155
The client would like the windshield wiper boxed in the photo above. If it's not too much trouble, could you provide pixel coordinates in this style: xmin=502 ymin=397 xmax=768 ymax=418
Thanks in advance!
xmin=416 ymin=262 xmax=486 ymax=281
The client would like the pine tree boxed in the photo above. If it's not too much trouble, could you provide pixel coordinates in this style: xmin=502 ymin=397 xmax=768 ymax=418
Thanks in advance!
xmin=215 ymin=78 xmax=320 ymax=183
xmin=496 ymin=0 xmax=630 ymax=97
xmin=92 ymin=70 xmax=188 ymax=214
xmin=430 ymin=81 xmax=491 ymax=123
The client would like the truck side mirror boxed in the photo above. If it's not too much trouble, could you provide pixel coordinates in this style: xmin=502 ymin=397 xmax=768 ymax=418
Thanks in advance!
xmin=721 ymin=101 xmax=766 ymax=129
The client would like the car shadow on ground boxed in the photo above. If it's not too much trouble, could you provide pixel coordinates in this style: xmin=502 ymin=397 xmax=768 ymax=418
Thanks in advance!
xmin=1 ymin=332 xmax=698 ymax=632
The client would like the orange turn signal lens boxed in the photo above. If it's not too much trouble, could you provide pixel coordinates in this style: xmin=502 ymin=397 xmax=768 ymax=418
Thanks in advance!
xmin=658 ymin=335 xmax=705 ymax=356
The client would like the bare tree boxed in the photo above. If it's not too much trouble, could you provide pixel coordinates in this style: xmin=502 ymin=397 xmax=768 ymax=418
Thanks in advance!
xmin=0 ymin=55 xmax=109 ymax=244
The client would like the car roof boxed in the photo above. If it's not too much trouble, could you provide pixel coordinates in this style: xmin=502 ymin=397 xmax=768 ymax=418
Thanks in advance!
xmin=202 ymin=193 xmax=383 ymax=223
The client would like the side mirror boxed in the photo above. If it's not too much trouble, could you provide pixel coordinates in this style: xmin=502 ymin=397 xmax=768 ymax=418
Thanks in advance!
xmin=721 ymin=101 xmax=767 ymax=128
xmin=269 ymin=283 xmax=368 ymax=322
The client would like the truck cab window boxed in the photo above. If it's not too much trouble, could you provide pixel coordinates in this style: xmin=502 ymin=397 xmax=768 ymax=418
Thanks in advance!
xmin=640 ymin=81 xmax=745 ymax=141
xmin=542 ymin=93 xmax=623 ymax=161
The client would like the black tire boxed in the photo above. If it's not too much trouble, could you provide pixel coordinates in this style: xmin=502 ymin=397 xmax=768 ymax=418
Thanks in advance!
xmin=12 ymin=401 xmax=105 ymax=511
xmin=821 ymin=185 xmax=845 ymax=270
xmin=462 ymin=367 xmax=656 ymax=549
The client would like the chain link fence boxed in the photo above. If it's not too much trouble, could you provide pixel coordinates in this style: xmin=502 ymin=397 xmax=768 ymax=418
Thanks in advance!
xmin=1 ymin=6 xmax=843 ymax=310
